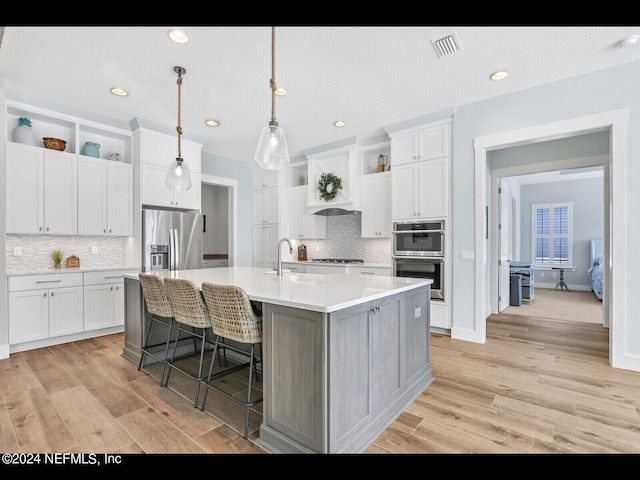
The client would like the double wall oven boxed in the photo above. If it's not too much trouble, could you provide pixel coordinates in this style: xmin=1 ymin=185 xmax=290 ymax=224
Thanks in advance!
xmin=392 ymin=220 xmax=445 ymax=301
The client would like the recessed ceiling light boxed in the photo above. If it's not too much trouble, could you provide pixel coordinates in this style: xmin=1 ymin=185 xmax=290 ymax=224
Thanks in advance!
xmin=205 ymin=119 xmax=219 ymax=127
xmin=275 ymin=87 xmax=287 ymax=96
xmin=490 ymin=70 xmax=509 ymax=81
xmin=616 ymin=35 xmax=639 ymax=49
xmin=110 ymin=87 xmax=128 ymax=96
xmin=168 ymin=29 xmax=189 ymax=44
xmin=334 ymin=120 xmax=346 ymax=127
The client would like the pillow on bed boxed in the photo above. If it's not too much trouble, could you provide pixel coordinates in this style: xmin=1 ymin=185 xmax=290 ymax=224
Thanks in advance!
xmin=594 ymin=254 xmax=603 ymax=266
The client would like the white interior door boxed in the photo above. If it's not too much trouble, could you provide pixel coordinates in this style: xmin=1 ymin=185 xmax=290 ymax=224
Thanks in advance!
xmin=498 ymin=179 xmax=511 ymax=311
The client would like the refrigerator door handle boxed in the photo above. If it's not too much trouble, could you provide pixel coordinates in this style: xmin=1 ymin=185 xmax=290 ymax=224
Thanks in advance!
xmin=170 ymin=228 xmax=177 ymax=270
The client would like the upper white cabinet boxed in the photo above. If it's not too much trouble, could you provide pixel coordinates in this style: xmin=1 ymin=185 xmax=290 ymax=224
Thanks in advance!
xmin=253 ymin=168 xmax=280 ymax=189
xmin=138 ymin=129 xmax=202 ymax=210
xmin=362 ymin=171 xmax=391 ymax=238
xmin=289 ymin=185 xmax=326 ymax=240
xmin=391 ymin=122 xmax=449 ymax=167
xmin=78 ymin=158 xmax=133 ymax=236
xmin=6 ymin=143 xmax=78 ymax=235
xmin=5 ymin=101 xmax=133 ymax=235
xmin=390 ymin=120 xmax=451 ymax=220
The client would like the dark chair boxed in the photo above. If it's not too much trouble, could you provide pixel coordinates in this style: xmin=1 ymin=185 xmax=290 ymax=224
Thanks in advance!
xmin=200 ymin=282 xmax=263 ymax=439
xmin=137 ymin=273 xmax=175 ymax=386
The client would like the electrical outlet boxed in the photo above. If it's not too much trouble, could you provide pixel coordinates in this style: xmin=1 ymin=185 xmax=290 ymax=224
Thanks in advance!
xmin=91 ymin=246 xmax=98 ymax=255
xmin=315 ymin=245 xmax=320 ymax=252
xmin=552 ymin=272 xmax=557 ymax=278
xmin=13 ymin=247 xmax=22 ymax=256
xmin=540 ymin=272 xmax=544 ymax=278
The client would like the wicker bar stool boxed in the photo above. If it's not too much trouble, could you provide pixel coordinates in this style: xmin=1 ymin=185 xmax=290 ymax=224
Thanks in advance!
xmin=138 ymin=273 xmax=175 ymax=386
xmin=163 ymin=277 xmax=214 ymax=408
xmin=200 ymin=282 xmax=263 ymax=439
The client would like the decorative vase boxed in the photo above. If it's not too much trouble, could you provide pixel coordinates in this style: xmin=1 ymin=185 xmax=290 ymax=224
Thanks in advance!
xmin=54 ymin=263 xmax=61 ymax=269
xmin=14 ymin=119 xmax=38 ymax=146
xmin=82 ymin=141 xmax=101 ymax=158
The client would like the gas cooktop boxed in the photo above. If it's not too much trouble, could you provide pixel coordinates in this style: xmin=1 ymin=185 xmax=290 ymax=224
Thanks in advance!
xmin=310 ymin=258 xmax=364 ymax=264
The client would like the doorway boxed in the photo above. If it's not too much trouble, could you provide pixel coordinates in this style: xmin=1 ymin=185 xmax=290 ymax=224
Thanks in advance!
xmin=201 ymin=174 xmax=238 ymax=267
xmin=473 ymin=108 xmax=628 ymax=369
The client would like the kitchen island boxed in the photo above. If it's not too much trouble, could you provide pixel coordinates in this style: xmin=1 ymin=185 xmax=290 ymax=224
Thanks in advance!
xmin=123 ymin=267 xmax=433 ymax=454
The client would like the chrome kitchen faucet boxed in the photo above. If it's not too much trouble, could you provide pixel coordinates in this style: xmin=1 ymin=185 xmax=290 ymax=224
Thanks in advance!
xmin=277 ymin=238 xmax=293 ymax=275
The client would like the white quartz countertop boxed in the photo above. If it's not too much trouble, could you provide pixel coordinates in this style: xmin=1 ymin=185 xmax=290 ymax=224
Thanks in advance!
xmin=126 ymin=266 xmax=431 ymax=313
xmin=7 ymin=266 xmax=140 ymax=277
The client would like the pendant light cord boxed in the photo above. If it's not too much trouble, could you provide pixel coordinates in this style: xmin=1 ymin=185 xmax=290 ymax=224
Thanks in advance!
xmin=176 ymin=69 xmax=183 ymax=158
xmin=270 ymin=26 xmax=276 ymax=122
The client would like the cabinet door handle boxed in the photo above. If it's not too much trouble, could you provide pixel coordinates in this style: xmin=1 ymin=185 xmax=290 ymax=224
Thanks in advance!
xmin=37 ymin=280 xmax=62 ymax=284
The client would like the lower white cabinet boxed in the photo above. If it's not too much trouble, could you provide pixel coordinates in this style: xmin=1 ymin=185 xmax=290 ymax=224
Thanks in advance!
xmin=84 ymin=270 xmax=137 ymax=331
xmin=202 ymin=258 xmax=228 ymax=268
xmin=8 ymin=273 xmax=84 ymax=344
xmin=349 ymin=266 xmax=391 ymax=276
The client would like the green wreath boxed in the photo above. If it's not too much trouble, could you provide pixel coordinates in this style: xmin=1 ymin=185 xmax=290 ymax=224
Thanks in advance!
xmin=317 ymin=173 xmax=342 ymax=202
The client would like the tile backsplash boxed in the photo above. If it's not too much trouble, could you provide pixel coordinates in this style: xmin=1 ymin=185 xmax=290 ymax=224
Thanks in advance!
xmin=6 ymin=234 xmax=128 ymax=273
xmin=301 ymin=214 xmax=392 ymax=264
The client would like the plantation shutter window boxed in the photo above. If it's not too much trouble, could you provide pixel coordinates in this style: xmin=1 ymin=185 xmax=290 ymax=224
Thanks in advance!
xmin=532 ymin=202 xmax=573 ymax=267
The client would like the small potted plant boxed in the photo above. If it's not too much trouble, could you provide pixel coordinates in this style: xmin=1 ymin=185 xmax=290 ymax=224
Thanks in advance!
xmin=51 ymin=249 xmax=64 ymax=269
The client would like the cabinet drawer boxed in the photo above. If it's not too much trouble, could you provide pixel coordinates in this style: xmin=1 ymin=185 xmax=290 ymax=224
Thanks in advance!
xmin=84 ymin=270 xmax=138 ymax=286
xmin=9 ymin=273 xmax=83 ymax=292
xmin=348 ymin=266 xmax=391 ymax=276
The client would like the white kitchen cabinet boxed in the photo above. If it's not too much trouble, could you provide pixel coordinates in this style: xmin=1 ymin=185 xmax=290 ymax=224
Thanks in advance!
xmin=305 ymin=264 xmax=349 ymax=275
xmin=390 ymin=120 xmax=451 ymax=221
xmin=78 ymin=157 xmax=133 ymax=236
xmin=253 ymin=224 xmax=279 ymax=269
xmin=253 ymin=187 xmax=280 ymax=225
xmin=6 ymin=143 xmax=77 ymax=235
xmin=139 ymin=129 xmax=201 ymax=173
xmin=281 ymin=262 xmax=306 ymax=273
xmin=392 ymin=157 xmax=447 ymax=220
xmin=391 ymin=122 xmax=449 ymax=167
xmin=253 ymin=168 xmax=280 ymax=189
xmin=361 ymin=172 xmax=392 ymax=238
xmin=202 ymin=259 xmax=228 ymax=268
xmin=138 ymin=129 xmax=202 ymax=210
xmin=142 ymin=163 xmax=202 ymax=210
xmin=84 ymin=270 xmax=136 ymax=331
xmin=349 ymin=266 xmax=391 ymax=276
xmin=8 ymin=273 xmax=84 ymax=344
xmin=289 ymin=185 xmax=326 ymax=240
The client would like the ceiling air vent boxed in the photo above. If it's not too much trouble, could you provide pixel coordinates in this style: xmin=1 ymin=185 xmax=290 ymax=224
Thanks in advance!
xmin=432 ymin=32 xmax=461 ymax=58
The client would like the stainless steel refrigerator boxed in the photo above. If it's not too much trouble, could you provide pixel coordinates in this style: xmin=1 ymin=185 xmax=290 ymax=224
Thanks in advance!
xmin=142 ymin=208 xmax=204 ymax=272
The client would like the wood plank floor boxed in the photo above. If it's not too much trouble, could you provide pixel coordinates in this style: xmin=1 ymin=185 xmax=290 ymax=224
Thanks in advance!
xmin=1 ymin=313 xmax=639 ymax=454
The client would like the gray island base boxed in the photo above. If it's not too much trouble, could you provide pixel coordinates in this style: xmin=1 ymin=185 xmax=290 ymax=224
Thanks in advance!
xmin=123 ymin=267 xmax=433 ymax=454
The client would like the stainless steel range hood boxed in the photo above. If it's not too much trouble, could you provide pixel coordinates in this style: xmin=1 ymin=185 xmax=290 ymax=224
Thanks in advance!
xmin=309 ymin=201 xmax=361 ymax=216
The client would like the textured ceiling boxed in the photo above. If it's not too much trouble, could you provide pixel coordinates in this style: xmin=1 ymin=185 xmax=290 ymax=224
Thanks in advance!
xmin=1 ymin=26 xmax=639 ymax=162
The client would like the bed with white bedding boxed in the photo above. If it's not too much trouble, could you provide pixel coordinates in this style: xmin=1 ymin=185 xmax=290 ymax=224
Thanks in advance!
xmin=587 ymin=239 xmax=604 ymax=300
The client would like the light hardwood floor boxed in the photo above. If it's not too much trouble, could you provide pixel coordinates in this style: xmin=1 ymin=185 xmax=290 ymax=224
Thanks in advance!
xmin=1 ymin=312 xmax=639 ymax=454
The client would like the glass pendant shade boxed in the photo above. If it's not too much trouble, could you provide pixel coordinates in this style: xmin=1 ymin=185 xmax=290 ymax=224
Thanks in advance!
xmin=165 ymin=157 xmax=192 ymax=191
xmin=254 ymin=120 xmax=289 ymax=170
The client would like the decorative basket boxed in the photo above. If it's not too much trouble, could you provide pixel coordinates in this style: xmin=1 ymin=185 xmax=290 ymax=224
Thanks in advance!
xmin=43 ymin=137 xmax=67 ymax=151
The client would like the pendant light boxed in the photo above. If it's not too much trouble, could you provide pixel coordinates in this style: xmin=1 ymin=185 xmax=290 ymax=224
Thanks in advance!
xmin=254 ymin=26 xmax=290 ymax=170
xmin=165 ymin=66 xmax=192 ymax=191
